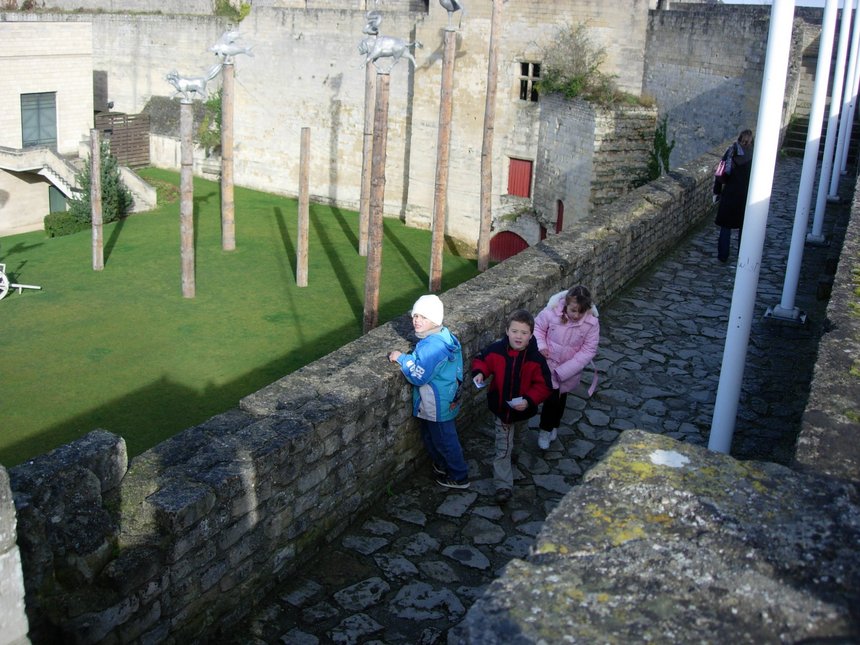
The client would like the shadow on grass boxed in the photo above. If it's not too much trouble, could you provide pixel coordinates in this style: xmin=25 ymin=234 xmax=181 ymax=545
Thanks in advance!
xmin=309 ymin=205 xmax=363 ymax=321
xmin=274 ymin=206 xmax=297 ymax=282
xmin=104 ymin=216 xmax=127 ymax=265
xmin=0 ymin=318 xmax=364 ymax=467
xmin=329 ymin=206 xmax=359 ymax=252
xmin=383 ymin=219 xmax=427 ymax=285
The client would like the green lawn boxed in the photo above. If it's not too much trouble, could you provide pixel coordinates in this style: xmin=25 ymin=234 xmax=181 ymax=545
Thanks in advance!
xmin=0 ymin=168 xmax=479 ymax=467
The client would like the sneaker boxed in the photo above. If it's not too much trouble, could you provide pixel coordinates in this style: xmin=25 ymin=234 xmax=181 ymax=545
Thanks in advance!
xmin=432 ymin=463 xmax=446 ymax=476
xmin=436 ymin=477 xmax=470 ymax=490
xmin=548 ymin=428 xmax=558 ymax=444
xmin=495 ymin=488 xmax=512 ymax=504
xmin=538 ymin=430 xmax=551 ymax=450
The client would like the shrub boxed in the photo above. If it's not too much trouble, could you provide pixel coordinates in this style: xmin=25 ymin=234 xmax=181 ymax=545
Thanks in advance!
xmin=44 ymin=211 xmax=91 ymax=238
xmin=197 ymin=88 xmax=222 ymax=157
xmin=647 ymin=115 xmax=676 ymax=179
xmin=68 ymin=140 xmax=133 ymax=225
xmin=213 ymin=0 xmax=251 ymax=21
xmin=537 ymin=23 xmax=643 ymax=107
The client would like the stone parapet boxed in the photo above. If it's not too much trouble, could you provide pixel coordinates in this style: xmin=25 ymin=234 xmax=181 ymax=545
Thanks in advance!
xmin=460 ymin=430 xmax=860 ymax=643
xmin=8 ymin=147 xmax=719 ymax=642
xmin=795 ymin=170 xmax=860 ymax=482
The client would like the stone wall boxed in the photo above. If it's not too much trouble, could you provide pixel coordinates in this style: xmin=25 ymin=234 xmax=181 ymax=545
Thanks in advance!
xmin=1 ymin=1 xmax=652 ymax=246
xmin=459 ymin=429 xmax=860 ymax=642
xmin=534 ymin=94 xmax=658 ymax=232
xmin=7 ymin=143 xmax=722 ymax=643
xmin=644 ymin=4 xmax=806 ymax=168
xmin=795 ymin=168 xmax=860 ymax=481
xmin=0 ymin=468 xmax=29 ymax=645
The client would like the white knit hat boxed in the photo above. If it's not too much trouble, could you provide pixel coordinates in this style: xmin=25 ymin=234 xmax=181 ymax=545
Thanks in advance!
xmin=411 ymin=294 xmax=444 ymax=326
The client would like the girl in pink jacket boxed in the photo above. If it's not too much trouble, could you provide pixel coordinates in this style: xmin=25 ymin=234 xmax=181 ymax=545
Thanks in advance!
xmin=533 ymin=285 xmax=600 ymax=450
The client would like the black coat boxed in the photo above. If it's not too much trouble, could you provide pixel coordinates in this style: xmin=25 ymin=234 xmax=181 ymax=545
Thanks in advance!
xmin=714 ymin=144 xmax=753 ymax=229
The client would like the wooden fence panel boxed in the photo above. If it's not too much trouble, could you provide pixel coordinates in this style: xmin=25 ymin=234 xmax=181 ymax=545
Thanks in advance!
xmin=95 ymin=113 xmax=150 ymax=167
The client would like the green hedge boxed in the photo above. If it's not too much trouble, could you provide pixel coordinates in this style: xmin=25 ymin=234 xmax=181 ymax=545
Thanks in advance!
xmin=44 ymin=211 xmax=91 ymax=238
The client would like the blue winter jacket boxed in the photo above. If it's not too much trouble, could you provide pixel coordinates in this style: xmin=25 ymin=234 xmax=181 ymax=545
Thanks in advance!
xmin=395 ymin=326 xmax=463 ymax=422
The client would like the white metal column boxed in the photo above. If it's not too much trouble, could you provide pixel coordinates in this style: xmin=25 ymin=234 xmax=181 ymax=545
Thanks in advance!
xmin=709 ymin=0 xmax=795 ymax=454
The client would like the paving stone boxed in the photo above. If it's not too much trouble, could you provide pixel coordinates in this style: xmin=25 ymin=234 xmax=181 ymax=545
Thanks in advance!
xmin=302 ymin=601 xmax=338 ymax=623
xmin=341 ymin=535 xmax=388 ymax=555
xmin=326 ymin=613 xmax=383 ymax=645
xmin=441 ymin=545 xmax=491 ymax=570
xmin=393 ymin=532 xmax=440 ymax=557
xmin=435 ymin=492 xmax=477 ymax=518
xmin=373 ymin=554 xmax=418 ymax=580
xmin=281 ymin=579 xmax=324 ymax=608
xmin=362 ymin=518 xmax=399 ymax=536
xmin=471 ymin=505 xmax=504 ymax=521
xmin=462 ymin=516 xmax=505 ymax=545
xmin=333 ymin=577 xmax=390 ymax=611
xmin=532 ymin=474 xmax=572 ymax=495
xmin=418 ymin=560 xmax=459 ymax=584
xmin=280 ymin=627 xmax=319 ymax=644
xmin=226 ymin=156 xmax=839 ymax=645
xmin=390 ymin=582 xmax=466 ymax=621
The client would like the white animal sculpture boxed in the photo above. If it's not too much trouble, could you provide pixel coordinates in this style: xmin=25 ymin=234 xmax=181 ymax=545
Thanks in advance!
xmin=439 ymin=0 xmax=466 ymax=29
xmin=363 ymin=10 xmax=382 ymax=35
xmin=358 ymin=35 xmax=423 ymax=72
xmin=165 ymin=64 xmax=223 ymax=101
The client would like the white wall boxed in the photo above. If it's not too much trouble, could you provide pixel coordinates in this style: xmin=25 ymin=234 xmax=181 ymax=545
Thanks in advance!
xmin=0 ymin=22 xmax=94 ymax=155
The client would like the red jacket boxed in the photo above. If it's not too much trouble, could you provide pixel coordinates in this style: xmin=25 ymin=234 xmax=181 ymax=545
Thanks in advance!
xmin=471 ymin=337 xmax=552 ymax=423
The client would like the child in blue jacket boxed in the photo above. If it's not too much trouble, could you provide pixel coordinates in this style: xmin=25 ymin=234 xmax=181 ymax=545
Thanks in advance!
xmin=388 ymin=295 xmax=469 ymax=489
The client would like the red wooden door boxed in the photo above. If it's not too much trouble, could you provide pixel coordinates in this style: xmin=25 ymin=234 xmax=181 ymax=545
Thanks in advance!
xmin=490 ymin=231 xmax=528 ymax=262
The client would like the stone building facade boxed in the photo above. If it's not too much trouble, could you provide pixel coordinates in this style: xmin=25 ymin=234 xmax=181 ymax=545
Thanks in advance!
xmin=0 ymin=22 xmax=93 ymax=235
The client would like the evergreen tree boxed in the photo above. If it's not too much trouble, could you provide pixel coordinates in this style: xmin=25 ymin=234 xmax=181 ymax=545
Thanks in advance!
xmin=68 ymin=140 xmax=133 ymax=224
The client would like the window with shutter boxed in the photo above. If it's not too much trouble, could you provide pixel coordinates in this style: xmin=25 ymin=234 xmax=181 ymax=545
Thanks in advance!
xmin=507 ymin=158 xmax=533 ymax=198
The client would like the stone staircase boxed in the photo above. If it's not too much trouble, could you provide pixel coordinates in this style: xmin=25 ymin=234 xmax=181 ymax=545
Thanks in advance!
xmin=0 ymin=145 xmax=82 ymax=198
xmin=782 ymin=17 xmax=860 ymax=162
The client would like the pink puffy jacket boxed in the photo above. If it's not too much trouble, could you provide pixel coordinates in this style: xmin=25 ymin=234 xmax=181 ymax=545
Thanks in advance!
xmin=533 ymin=291 xmax=600 ymax=394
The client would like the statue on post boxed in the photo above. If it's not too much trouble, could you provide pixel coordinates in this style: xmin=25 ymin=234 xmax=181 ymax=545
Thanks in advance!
xmin=209 ymin=29 xmax=254 ymax=63
xmin=165 ymin=64 xmax=223 ymax=101
xmin=358 ymin=35 xmax=423 ymax=72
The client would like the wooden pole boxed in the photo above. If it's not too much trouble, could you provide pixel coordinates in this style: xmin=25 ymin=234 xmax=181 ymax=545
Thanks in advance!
xmin=90 ymin=129 xmax=104 ymax=271
xmin=297 ymin=127 xmax=310 ymax=287
xmin=221 ymin=61 xmax=236 ymax=251
xmin=429 ymin=28 xmax=457 ymax=292
xmin=359 ymin=61 xmax=376 ymax=257
xmin=478 ymin=0 xmax=503 ymax=271
xmin=180 ymin=99 xmax=196 ymax=298
xmin=363 ymin=71 xmax=391 ymax=333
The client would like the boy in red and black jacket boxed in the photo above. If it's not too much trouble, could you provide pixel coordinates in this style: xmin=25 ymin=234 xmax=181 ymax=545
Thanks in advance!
xmin=472 ymin=309 xmax=552 ymax=504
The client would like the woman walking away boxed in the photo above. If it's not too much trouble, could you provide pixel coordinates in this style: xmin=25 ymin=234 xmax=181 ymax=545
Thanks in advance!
xmin=533 ymin=286 xmax=600 ymax=450
xmin=713 ymin=129 xmax=754 ymax=263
